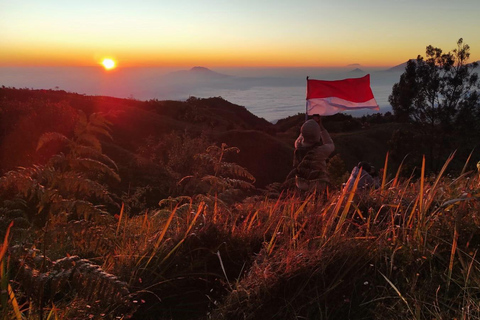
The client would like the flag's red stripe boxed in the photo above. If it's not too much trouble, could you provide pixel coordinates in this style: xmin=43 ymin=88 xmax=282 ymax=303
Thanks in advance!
xmin=307 ymin=74 xmax=374 ymax=102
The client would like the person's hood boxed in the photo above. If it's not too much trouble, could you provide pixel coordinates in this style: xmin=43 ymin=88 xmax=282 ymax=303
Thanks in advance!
xmin=300 ymin=120 xmax=320 ymax=147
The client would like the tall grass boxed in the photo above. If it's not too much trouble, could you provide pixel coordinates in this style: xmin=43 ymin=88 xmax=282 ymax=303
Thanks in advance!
xmin=3 ymin=153 xmax=480 ymax=319
xmin=211 ymin=154 xmax=480 ymax=319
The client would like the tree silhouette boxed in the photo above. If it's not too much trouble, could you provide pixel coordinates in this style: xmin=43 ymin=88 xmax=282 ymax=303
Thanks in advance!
xmin=389 ymin=38 xmax=479 ymax=131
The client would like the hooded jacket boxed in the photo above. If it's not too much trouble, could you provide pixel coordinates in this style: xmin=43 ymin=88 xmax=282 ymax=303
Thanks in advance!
xmin=291 ymin=120 xmax=335 ymax=190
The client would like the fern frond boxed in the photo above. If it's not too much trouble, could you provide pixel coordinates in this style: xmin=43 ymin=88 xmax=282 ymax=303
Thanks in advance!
xmin=177 ymin=175 xmax=194 ymax=186
xmin=46 ymin=153 xmax=69 ymax=169
xmin=0 ymin=168 xmax=39 ymax=198
xmin=73 ymin=109 xmax=89 ymax=138
xmin=223 ymin=146 xmax=240 ymax=155
xmin=11 ymin=249 xmax=134 ymax=317
xmin=52 ymin=172 xmax=114 ymax=203
xmin=88 ymin=112 xmax=113 ymax=130
xmin=201 ymin=175 xmax=230 ymax=191
xmin=59 ymin=199 xmax=111 ymax=222
xmin=224 ymin=178 xmax=255 ymax=190
xmin=159 ymin=196 xmax=192 ymax=208
xmin=219 ymin=162 xmax=256 ymax=182
xmin=85 ymin=124 xmax=113 ymax=141
xmin=75 ymin=145 xmax=118 ymax=171
xmin=76 ymin=134 xmax=102 ymax=152
xmin=73 ymin=158 xmax=121 ymax=182
xmin=175 ymin=203 xmax=194 ymax=217
xmin=43 ymin=220 xmax=115 ymax=256
xmin=36 ymin=132 xmax=70 ymax=151
xmin=206 ymin=145 xmax=221 ymax=154
xmin=194 ymin=153 xmax=216 ymax=165
xmin=193 ymin=193 xmax=228 ymax=209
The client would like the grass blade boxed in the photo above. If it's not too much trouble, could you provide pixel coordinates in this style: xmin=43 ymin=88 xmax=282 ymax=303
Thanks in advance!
xmin=116 ymin=203 xmax=125 ymax=236
xmin=8 ymin=284 xmax=22 ymax=320
xmin=0 ymin=221 xmax=13 ymax=263
xmin=461 ymin=148 xmax=475 ymax=176
xmin=419 ymin=155 xmax=425 ymax=215
xmin=447 ymin=221 xmax=459 ymax=291
xmin=381 ymin=151 xmax=389 ymax=192
xmin=380 ymin=272 xmax=414 ymax=317
xmin=144 ymin=205 xmax=178 ymax=267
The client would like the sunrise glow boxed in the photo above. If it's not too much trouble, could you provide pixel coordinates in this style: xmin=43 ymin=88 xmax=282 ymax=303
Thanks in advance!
xmin=102 ymin=59 xmax=116 ymax=70
xmin=1 ymin=1 xmax=479 ymax=68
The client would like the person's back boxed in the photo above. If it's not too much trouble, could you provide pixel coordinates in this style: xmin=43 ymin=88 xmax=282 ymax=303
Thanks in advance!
xmin=288 ymin=118 xmax=335 ymax=191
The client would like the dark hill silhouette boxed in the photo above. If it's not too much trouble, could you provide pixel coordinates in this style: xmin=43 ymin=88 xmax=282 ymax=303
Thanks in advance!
xmin=0 ymin=87 xmax=401 ymax=194
xmin=0 ymin=87 xmax=283 ymax=190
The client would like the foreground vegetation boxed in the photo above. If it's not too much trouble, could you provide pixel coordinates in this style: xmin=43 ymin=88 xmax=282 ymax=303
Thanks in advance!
xmin=2 ymin=120 xmax=480 ymax=319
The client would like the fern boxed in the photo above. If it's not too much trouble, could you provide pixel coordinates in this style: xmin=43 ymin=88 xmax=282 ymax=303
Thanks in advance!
xmin=36 ymin=132 xmax=70 ymax=152
xmin=42 ymin=219 xmax=115 ymax=258
xmin=72 ymin=158 xmax=121 ymax=182
xmin=0 ymin=164 xmax=114 ymax=226
xmin=0 ymin=200 xmax=30 ymax=239
xmin=38 ymin=110 xmax=117 ymax=174
xmin=76 ymin=133 xmax=103 ymax=152
xmin=74 ymin=110 xmax=113 ymax=144
xmin=158 ymin=196 xmax=193 ymax=209
xmin=223 ymin=177 xmax=256 ymax=190
xmin=219 ymin=162 xmax=256 ymax=183
xmin=201 ymin=175 xmax=232 ymax=191
xmin=10 ymin=247 xmax=135 ymax=317
xmin=75 ymin=145 xmax=119 ymax=171
xmin=0 ymin=109 xmax=121 ymax=228
xmin=177 ymin=143 xmax=256 ymax=203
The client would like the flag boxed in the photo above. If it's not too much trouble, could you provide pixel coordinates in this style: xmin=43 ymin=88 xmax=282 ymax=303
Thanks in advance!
xmin=306 ymin=74 xmax=379 ymax=115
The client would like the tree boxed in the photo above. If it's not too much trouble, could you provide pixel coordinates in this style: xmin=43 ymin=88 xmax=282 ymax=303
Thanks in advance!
xmin=389 ymin=38 xmax=479 ymax=131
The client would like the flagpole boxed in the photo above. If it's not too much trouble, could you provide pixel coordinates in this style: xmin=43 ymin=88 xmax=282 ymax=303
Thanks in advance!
xmin=305 ymin=76 xmax=309 ymax=122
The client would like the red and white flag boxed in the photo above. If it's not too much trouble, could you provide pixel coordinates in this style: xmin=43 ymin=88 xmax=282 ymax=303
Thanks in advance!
xmin=306 ymin=74 xmax=379 ymax=115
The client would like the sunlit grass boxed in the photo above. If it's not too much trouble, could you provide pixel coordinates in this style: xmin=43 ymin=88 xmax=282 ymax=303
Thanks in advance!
xmin=3 ymin=153 xmax=480 ymax=319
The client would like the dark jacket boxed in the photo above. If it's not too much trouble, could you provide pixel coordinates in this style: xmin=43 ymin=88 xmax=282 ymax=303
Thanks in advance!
xmin=288 ymin=120 xmax=334 ymax=191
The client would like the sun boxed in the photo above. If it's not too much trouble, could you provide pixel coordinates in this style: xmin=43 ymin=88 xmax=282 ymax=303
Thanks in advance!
xmin=101 ymin=58 xmax=116 ymax=70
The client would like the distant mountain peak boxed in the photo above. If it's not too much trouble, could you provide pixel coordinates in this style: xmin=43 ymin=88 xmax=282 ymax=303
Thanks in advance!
xmin=190 ymin=66 xmax=213 ymax=73
xmin=188 ymin=66 xmax=230 ymax=78
xmin=349 ymin=68 xmax=366 ymax=74
xmin=386 ymin=60 xmax=415 ymax=72
xmin=167 ymin=66 xmax=231 ymax=79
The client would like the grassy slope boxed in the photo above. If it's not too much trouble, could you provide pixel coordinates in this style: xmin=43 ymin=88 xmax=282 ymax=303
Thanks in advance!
xmin=0 ymin=87 xmax=400 ymax=189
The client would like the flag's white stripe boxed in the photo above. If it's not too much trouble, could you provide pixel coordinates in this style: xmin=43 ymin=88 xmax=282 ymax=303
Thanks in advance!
xmin=307 ymin=97 xmax=379 ymax=115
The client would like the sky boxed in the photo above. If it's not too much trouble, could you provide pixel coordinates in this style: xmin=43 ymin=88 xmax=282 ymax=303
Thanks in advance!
xmin=1 ymin=0 xmax=480 ymax=68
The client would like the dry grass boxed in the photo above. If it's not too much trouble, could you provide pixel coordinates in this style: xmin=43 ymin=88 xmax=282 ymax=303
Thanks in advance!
xmin=2 ymin=153 xmax=480 ymax=319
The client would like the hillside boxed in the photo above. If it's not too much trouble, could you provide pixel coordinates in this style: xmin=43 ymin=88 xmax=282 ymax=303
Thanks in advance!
xmin=0 ymin=87 xmax=404 ymax=197
xmin=3 ymin=87 xmax=480 ymax=320
xmin=0 ymin=88 xmax=286 ymax=188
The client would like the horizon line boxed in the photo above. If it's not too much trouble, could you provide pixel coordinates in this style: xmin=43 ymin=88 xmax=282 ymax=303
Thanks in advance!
xmin=0 ymin=63 xmax=405 ymax=69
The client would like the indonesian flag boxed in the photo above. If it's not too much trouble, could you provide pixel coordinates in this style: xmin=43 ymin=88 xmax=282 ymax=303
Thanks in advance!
xmin=306 ymin=74 xmax=379 ymax=115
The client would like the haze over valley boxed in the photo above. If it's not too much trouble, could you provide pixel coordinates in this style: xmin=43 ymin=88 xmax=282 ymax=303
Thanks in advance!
xmin=0 ymin=64 xmax=407 ymax=121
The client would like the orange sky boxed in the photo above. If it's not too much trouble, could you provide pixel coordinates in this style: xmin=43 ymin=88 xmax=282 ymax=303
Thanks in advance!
xmin=1 ymin=1 xmax=479 ymax=68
